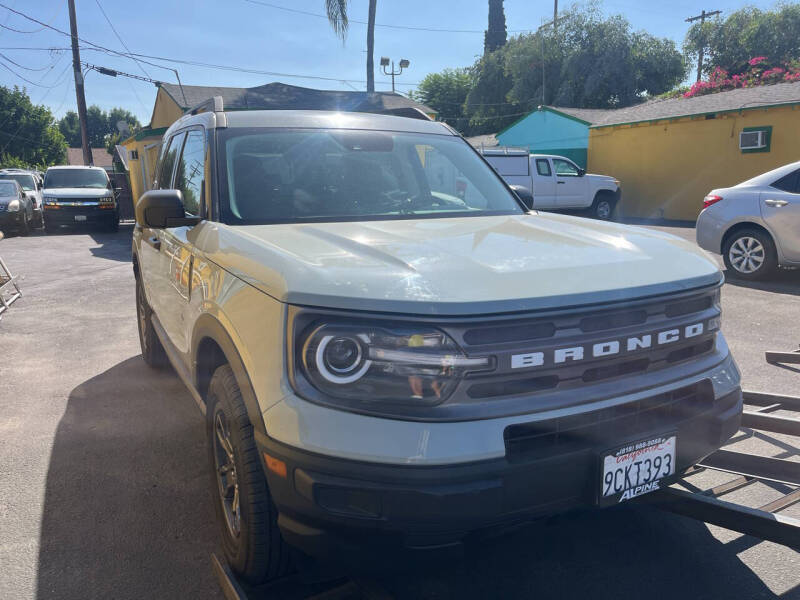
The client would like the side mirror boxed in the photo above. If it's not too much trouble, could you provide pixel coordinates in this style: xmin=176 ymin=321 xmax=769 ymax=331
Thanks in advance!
xmin=136 ymin=189 xmax=200 ymax=228
xmin=578 ymin=168 xmax=586 ymax=177
xmin=509 ymin=185 xmax=534 ymax=210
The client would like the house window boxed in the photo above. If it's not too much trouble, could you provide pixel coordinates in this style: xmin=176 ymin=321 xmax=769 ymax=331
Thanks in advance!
xmin=128 ymin=149 xmax=139 ymax=160
xmin=740 ymin=126 xmax=772 ymax=153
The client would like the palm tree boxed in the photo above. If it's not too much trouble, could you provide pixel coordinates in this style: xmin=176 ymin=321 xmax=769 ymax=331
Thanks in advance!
xmin=325 ymin=0 xmax=378 ymax=92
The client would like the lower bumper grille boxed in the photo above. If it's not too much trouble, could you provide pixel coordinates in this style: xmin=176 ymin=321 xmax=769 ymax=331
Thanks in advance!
xmin=503 ymin=381 xmax=729 ymax=459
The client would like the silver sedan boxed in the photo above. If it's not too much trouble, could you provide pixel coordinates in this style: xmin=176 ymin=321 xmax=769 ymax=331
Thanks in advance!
xmin=696 ymin=160 xmax=800 ymax=279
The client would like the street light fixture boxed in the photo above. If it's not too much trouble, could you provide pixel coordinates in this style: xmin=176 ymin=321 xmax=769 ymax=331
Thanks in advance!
xmin=380 ymin=57 xmax=410 ymax=93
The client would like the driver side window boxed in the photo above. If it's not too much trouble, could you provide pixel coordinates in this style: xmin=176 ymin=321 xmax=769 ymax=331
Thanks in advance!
xmin=156 ymin=131 xmax=186 ymax=190
xmin=553 ymin=159 xmax=580 ymax=177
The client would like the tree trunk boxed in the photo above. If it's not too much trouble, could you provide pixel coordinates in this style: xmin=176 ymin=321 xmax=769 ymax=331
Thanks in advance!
xmin=366 ymin=0 xmax=377 ymax=92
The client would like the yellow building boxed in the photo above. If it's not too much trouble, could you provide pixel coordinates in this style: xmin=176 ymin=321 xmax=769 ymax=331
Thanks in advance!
xmin=121 ymin=82 xmax=436 ymax=206
xmin=588 ymin=82 xmax=800 ymax=221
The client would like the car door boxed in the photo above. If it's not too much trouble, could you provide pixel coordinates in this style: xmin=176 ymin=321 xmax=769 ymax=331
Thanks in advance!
xmin=552 ymin=158 xmax=588 ymax=208
xmin=760 ymin=168 xmax=800 ymax=262
xmin=157 ymin=127 xmax=207 ymax=356
xmin=138 ymin=130 xmax=185 ymax=330
xmin=531 ymin=158 xmax=557 ymax=208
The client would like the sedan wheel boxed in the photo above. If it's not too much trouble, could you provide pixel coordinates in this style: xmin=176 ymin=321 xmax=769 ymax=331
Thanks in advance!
xmin=728 ymin=236 xmax=765 ymax=274
xmin=722 ymin=229 xmax=778 ymax=280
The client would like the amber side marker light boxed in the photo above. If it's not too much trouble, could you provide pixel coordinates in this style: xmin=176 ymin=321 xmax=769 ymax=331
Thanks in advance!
xmin=263 ymin=452 xmax=287 ymax=478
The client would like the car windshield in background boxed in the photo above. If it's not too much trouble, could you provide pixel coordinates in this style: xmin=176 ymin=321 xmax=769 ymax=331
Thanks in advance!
xmin=44 ymin=169 xmax=108 ymax=189
xmin=0 ymin=173 xmax=34 ymax=191
xmin=0 ymin=182 xmax=17 ymax=196
xmin=218 ymin=129 xmax=522 ymax=224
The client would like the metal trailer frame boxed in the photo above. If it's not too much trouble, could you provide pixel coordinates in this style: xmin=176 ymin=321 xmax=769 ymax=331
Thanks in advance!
xmin=646 ymin=390 xmax=800 ymax=550
xmin=0 ymin=232 xmax=21 ymax=319
xmin=213 ymin=390 xmax=800 ymax=598
xmin=765 ymin=347 xmax=800 ymax=366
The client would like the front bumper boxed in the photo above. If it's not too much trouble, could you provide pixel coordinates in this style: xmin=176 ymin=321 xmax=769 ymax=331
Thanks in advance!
xmin=0 ymin=209 xmax=24 ymax=229
xmin=44 ymin=204 xmax=118 ymax=226
xmin=258 ymin=353 xmax=742 ymax=564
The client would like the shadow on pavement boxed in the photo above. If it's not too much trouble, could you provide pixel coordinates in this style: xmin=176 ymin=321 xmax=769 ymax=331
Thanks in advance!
xmin=88 ymin=225 xmax=134 ymax=262
xmin=723 ymin=268 xmax=800 ymax=296
xmin=376 ymin=505 xmax=782 ymax=599
xmin=36 ymin=356 xmax=221 ymax=600
xmin=37 ymin=358 xmax=784 ymax=600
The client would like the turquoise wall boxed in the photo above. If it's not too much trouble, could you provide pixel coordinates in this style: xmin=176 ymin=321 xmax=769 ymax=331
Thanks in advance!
xmin=496 ymin=109 xmax=590 ymax=168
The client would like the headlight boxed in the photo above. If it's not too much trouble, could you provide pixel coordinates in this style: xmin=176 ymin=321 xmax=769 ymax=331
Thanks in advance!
xmin=43 ymin=196 xmax=58 ymax=205
xmin=6 ymin=199 xmax=19 ymax=211
xmin=295 ymin=320 xmax=490 ymax=409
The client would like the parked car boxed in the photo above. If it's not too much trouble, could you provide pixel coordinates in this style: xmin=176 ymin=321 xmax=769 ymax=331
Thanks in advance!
xmin=0 ymin=169 xmax=43 ymax=228
xmin=0 ymin=179 xmax=35 ymax=235
xmin=133 ymin=104 xmax=741 ymax=584
xmin=479 ymin=148 xmax=621 ymax=219
xmin=42 ymin=166 xmax=119 ymax=233
xmin=697 ymin=160 xmax=800 ymax=280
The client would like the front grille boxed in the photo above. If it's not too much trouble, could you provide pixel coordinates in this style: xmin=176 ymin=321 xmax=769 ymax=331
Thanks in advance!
xmin=452 ymin=286 xmax=720 ymax=401
xmin=503 ymin=381 xmax=714 ymax=459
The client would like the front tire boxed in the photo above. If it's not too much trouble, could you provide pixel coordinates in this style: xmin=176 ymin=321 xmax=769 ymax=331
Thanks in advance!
xmin=207 ymin=365 xmax=292 ymax=584
xmin=722 ymin=228 xmax=778 ymax=280
xmin=591 ymin=192 xmax=616 ymax=220
xmin=135 ymin=277 xmax=168 ymax=368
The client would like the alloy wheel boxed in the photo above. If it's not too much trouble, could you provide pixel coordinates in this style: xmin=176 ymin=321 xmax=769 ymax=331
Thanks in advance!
xmin=728 ymin=236 xmax=765 ymax=274
xmin=213 ymin=411 xmax=241 ymax=538
xmin=596 ymin=200 xmax=611 ymax=219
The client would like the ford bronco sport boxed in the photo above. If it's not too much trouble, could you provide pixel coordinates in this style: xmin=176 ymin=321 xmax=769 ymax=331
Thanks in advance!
xmin=133 ymin=101 xmax=742 ymax=584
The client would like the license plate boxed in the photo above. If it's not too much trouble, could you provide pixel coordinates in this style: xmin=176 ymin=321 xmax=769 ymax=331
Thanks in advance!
xmin=74 ymin=215 xmax=87 ymax=221
xmin=601 ymin=435 xmax=676 ymax=503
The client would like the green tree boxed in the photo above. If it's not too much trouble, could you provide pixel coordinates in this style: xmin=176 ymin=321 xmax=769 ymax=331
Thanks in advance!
xmin=0 ymin=85 xmax=66 ymax=167
xmin=413 ymin=69 xmax=473 ymax=129
xmin=505 ymin=9 xmax=685 ymax=108
xmin=685 ymin=5 xmax=800 ymax=76
xmin=325 ymin=0 xmax=378 ymax=92
xmin=58 ymin=111 xmax=81 ymax=147
xmin=464 ymin=50 xmax=517 ymax=135
xmin=485 ymin=0 xmax=507 ymax=54
xmin=58 ymin=105 xmax=140 ymax=149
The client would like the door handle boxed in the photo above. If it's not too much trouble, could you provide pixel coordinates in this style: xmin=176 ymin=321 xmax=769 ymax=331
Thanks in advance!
xmin=764 ymin=198 xmax=789 ymax=207
xmin=145 ymin=236 xmax=161 ymax=251
xmin=557 ymin=181 xmax=566 ymax=184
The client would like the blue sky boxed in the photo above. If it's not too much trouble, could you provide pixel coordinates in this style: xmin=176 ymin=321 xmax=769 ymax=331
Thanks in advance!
xmin=0 ymin=0 xmax=783 ymax=125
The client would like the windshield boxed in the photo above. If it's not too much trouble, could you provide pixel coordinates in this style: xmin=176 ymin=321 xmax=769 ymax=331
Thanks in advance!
xmin=44 ymin=169 xmax=109 ymax=189
xmin=0 ymin=181 xmax=17 ymax=196
xmin=0 ymin=173 xmax=35 ymax=191
xmin=218 ymin=128 xmax=522 ymax=224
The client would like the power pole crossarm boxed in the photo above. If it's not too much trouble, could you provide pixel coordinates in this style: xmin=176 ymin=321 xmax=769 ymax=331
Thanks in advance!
xmin=67 ymin=0 xmax=91 ymax=166
xmin=686 ymin=9 xmax=722 ymax=83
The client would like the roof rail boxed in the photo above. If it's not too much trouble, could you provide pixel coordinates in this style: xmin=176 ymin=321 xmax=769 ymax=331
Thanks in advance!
xmin=478 ymin=145 xmax=529 ymax=156
xmin=188 ymin=96 xmax=224 ymax=115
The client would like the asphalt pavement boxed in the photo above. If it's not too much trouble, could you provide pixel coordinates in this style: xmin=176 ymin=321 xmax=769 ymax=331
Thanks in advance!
xmin=0 ymin=223 xmax=798 ymax=600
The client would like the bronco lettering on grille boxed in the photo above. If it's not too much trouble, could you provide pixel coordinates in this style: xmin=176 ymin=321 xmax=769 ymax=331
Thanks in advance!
xmin=510 ymin=322 xmax=705 ymax=369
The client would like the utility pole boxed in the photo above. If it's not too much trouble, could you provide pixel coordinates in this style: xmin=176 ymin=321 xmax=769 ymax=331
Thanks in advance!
xmin=553 ymin=0 xmax=558 ymax=31
xmin=67 ymin=0 xmax=91 ymax=165
xmin=686 ymin=9 xmax=721 ymax=83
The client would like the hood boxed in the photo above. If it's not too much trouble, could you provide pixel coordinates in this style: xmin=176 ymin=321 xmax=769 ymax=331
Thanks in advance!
xmin=0 ymin=196 xmax=16 ymax=205
xmin=193 ymin=213 xmax=721 ymax=315
xmin=42 ymin=187 xmax=110 ymax=198
xmin=586 ymin=173 xmax=617 ymax=184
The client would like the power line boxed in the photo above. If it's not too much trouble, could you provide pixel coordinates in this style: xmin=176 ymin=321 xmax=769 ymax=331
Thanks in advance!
xmin=0 ymin=21 xmax=43 ymax=34
xmin=243 ymin=0 xmax=535 ymax=34
xmin=93 ymin=0 xmax=151 ymax=79
xmin=0 ymin=58 xmax=69 ymax=87
xmin=0 ymin=51 xmax=58 ymax=72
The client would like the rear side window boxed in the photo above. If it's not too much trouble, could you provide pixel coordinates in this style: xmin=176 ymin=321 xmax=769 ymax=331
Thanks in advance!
xmin=174 ymin=129 xmax=205 ymax=216
xmin=772 ymin=169 xmax=800 ymax=194
xmin=536 ymin=159 xmax=552 ymax=177
xmin=485 ymin=155 xmax=529 ymax=176
xmin=156 ymin=131 xmax=186 ymax=189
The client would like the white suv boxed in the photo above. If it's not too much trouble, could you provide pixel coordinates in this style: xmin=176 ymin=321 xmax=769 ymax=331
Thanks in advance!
xmin=133 ymin=102 xmax=741 ymax=584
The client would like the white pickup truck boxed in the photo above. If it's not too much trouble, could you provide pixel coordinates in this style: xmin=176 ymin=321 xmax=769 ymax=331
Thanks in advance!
xmin=481 ymin=148 xmax=621 ymax=220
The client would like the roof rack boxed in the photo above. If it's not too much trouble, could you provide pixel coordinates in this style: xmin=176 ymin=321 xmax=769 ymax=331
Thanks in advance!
xmin=188 ymin=95 xmax=224 ymax=115
xmin=477 ymin=145 xmax=529 ymax=156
